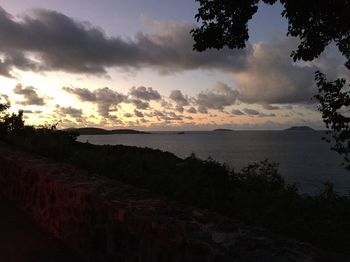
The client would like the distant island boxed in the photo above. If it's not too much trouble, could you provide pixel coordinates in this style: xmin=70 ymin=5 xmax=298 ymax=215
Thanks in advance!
xmin=213 ymin=129 xmax=234 ymax=132
xmin=284 ymin=126 xmax=315 ymax=131
xmin=68 ymin=127 xmax=150 ymax=135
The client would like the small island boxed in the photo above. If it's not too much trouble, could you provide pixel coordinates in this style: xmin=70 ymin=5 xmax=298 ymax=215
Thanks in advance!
xmin=284 ymin=126 xmax=315 ymax=131
xmin=68 ymin=127 xmax=150 ymax=135
xmin=213 ymin=129 xmax=234 ymax=132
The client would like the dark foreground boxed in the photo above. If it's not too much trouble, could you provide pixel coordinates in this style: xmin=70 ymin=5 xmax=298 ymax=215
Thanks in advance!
xmin=0 ymin=196 xmax=82 ymax=262
xmin=1 ymin=106 xmax=350 ymax=256
xmin=1 ymin=143 xmax=347 ymax=262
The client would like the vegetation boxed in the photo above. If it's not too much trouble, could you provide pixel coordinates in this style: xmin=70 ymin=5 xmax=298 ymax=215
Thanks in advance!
xmin=284 ymin=126 xmax=315 ymax=131
xmin=191 ymin=0 xmax=350 ymax=67
xmin=68 ymin=127 xmax=150 ymax=135
xmin=192 ymin=0 xmax=350 ymax=167
xmin=213 ymin=128 xmax=234 ymax=132
xmin=1 ymin=104 xmax=350 ymax=255
xmin=315 ymin=72 xmax=350 ymax=169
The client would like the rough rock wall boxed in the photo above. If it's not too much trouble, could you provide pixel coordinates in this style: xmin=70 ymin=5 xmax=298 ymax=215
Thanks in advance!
xmin=0 ymin=143 xmax=333 ymax=261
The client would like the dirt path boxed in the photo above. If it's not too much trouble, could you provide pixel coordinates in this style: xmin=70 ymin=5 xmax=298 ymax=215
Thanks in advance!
xmin=0 ymin=197 xmax=83 ymax=262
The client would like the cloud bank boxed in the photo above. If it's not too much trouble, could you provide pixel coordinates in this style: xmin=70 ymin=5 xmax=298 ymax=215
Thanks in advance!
xmin=0 ymin=6 xmax=249 ymax=77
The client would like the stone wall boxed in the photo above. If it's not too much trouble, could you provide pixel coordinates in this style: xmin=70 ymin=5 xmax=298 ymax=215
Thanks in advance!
xmin=0 ymin=143 xmax=336 ymax=261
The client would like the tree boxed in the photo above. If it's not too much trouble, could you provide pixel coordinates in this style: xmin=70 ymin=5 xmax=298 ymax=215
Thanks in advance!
xmin=314 ymin=72 xmax=350 ymax=169
xmin=0 ymin=103 xmax=25 ymax=135
xmin=192 ymin=0 xmax=350 ymax=68
xmin=192 ymin=0 xmax=350 ymax=166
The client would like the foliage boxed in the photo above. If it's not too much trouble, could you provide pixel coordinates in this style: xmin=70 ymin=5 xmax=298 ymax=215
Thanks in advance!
xmin=1 ymin=104 xmax=350 ymax=254
xmin=192 ymin=0 xmax=350 ymax=69
xmin=0 ymin=103 xmax=25 ymax=135
xmin=315 ymin=71 xmax=350 ymax=168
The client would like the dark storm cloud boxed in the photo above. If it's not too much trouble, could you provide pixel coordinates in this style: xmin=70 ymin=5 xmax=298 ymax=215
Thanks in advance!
xmin=0 ymin=6 xmax=250 ymax=77
xmin=13 ymin=84 xmax=45 ymax=105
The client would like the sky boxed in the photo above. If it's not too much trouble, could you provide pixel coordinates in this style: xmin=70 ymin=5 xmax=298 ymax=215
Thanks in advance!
xmin=0 ymin=0 xmax=348 ymax=130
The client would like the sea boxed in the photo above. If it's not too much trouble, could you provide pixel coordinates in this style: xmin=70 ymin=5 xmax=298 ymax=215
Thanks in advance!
xmin=78 ymin=131 xmax=350 ymax=195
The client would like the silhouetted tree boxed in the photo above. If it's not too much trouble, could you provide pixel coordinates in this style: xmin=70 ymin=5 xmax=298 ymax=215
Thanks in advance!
xmin=0 ymin=103 xmax=25 ymax=135
xmin=192 ymin=0 xmax=350 ymax=166
xmin=192 ymin=0 xmax=350 ymax=68
xmin=314 ymin=71 xmax=350 ymax=168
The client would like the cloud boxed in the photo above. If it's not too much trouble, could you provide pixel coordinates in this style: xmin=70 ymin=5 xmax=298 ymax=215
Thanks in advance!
xmin=55 ymin=105 xmax=83 ymax=119
xmin=130 ymin=99 xmax=150 ymax=110
xmin=160 ymin=100 xmax=172 ymax=109
xmin=231 ymin=109 xmax=245 ymax=116
xmin=22 ymin=110 xmax=42 ymax=114
xmin=195 ymin=82 xmax=239 ymax=112
xmin=243 ymin=108 xmax=260 ymax=116
xmin=146 ymin=110 xmax=165 ymax=118
xmin=262 ymin=104 xmax=281 ymax=110
xmin=62 ymin=87 xmax=96 ymax=101
xmin=197 ymin=106 xmax=208 ymax=114
xmin=0 ymin=6 xmax=250 ymax=77
xmin=63 ymin=86 xmax=126 ymax=119
xmin=124 ymin=112 xmax=133 ymax=118
xmin=13 ymin=84 xmax=45 ymax=105
xmin=165 ymin=111 xmax=184 ymax=121
xmin=236 ymin=38 xmax=317 ymax=104
xmin=259 ymin=112 xmax=276 ymax=118
xmin=169 ymin=90 xmax=189 ymax=105
xmin=0 ymin=93 xmax=10 ymax=104
xmin=145 ymin=109 xmax=185 ymax=122
xmin=134 ymin=109 xmax=144 ymax=118
xmin=129 ymin=86 xmax=161 ymax=101
xmin=187 ymin=107 xmax=197 ymax=114
xmin=0 ymin=50 xmax=40 ymax=78
xmin=169 ymin=90 xmax=190 ymax=112
xmin=243 ymin=108 xmax=276 ymax=118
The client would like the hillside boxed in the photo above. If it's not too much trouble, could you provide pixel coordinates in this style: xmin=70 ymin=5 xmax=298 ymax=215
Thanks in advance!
xmin=68 ymin=128 xmax=150 ymax=135
xmin=284 ymin=126 xmax=315 ymax=131
xmin=213 ymin=129 xmax=234 ymax=132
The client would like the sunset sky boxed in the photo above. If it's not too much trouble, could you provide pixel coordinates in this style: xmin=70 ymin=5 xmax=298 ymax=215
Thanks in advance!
xmin=0 ymin=0 xmax=348 ymax=130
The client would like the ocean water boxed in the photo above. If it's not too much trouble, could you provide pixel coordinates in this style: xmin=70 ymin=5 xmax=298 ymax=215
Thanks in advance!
xmin=78 ymin=131 xmax=350 ymax=195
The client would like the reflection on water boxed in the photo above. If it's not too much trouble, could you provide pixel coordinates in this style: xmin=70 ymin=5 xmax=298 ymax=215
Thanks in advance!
xmin=78 ymin=131 xmax=350 ymax=195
